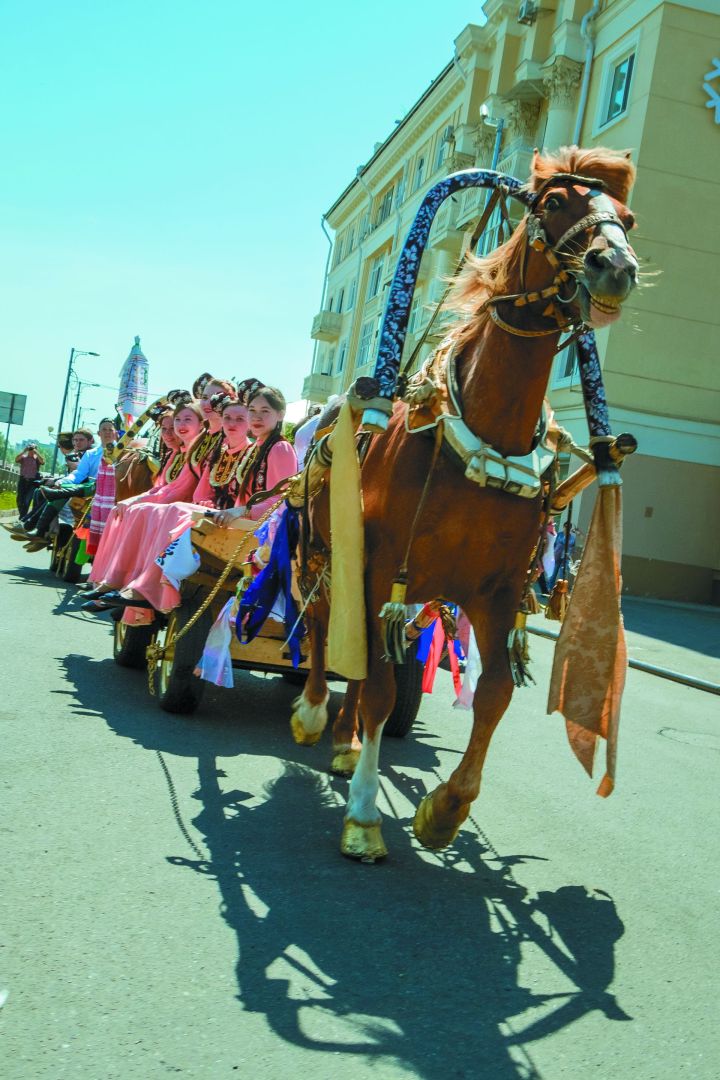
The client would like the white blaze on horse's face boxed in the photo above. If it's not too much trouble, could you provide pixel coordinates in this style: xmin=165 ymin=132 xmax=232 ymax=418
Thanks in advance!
xmin=539 ymin=182 xmax=639 ymax=329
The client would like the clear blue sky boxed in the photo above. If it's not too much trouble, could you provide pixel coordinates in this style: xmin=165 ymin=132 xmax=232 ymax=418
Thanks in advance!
xmin=2 ymin=0 xmax=484 ymax=443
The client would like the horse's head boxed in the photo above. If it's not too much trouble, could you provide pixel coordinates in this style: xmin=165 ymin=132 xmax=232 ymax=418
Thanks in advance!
xmin=526 ymin=147 xmax=638 ymax=329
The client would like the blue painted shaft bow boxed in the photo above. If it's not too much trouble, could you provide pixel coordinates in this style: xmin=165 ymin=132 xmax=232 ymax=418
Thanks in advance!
xmin=362 ymin=169 xmax=527 ymax=430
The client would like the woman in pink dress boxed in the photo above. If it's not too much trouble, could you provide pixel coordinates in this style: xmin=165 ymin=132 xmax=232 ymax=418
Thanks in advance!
xmin=85 ymin=400 xmax=207 ymax=597
xmin=81 ymin=386 xmax=260 ymax=614
xmin=214 ymin=386 xmax=298 ymax=527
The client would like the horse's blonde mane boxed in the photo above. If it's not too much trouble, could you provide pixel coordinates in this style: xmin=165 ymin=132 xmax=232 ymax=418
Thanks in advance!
xmin=444 ymin=146 xmax=636 ymax=350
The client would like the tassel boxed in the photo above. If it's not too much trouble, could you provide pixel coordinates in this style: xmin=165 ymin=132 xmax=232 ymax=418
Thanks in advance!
xmin=379 ymin=580 xmax=408 ymax=663
xmin=524 ymin=588 xmax=541 ymax=615
xmin=507 ymin=610 xmax=535 ymax=688
xmin=236 ymin=558 xmax=255 ymax=596
xmin=545 ymin=578 xmax=569 ymax=622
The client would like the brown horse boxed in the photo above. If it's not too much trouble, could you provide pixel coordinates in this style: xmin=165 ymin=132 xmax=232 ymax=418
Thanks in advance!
xmin=293 ymin=147 xmax=639 ymax=860
xmin=114 ymin=448 xmax=159 ymax=501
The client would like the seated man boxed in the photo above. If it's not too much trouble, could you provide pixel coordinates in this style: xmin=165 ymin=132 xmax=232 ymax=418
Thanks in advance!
xmin=16 ymin=427 xmax=98 ymax=544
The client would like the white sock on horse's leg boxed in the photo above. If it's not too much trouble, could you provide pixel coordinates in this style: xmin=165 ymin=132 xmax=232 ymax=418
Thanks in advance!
xmin=346 ymin=721 xmax=386 ymax=825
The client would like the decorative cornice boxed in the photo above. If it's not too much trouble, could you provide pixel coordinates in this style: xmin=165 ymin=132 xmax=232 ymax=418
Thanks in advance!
xmin=543 ymin=56 xmax=584 ymax=108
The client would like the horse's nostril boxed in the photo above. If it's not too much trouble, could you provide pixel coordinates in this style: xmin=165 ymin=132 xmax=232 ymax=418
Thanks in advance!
xmin=584 ymin=248 xmax=604 ymax=271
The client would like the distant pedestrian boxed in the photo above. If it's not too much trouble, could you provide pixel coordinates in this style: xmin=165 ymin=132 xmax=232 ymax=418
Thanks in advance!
xmin=14 ymin=443 xmax=45 ymax=517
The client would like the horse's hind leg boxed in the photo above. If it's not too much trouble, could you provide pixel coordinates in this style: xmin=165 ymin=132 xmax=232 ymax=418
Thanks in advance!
xmin=330 ymin=679 xmax=362 ymax=776
xmin=340 ymin=648 xmax=395 ymax=862
xmin=290 ymin=605 xmax=330 ymax=746
xmin=414 ymin=596 xmax=515 ymax=850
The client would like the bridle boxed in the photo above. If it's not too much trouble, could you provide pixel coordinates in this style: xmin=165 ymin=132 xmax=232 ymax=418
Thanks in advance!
xmin=485 ymin=172 xmax=630 ymax=341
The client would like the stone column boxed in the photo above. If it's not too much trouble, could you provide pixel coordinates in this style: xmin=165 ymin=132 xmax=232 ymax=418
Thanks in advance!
xmin=542 ymin=57 xmax=583 ymax=152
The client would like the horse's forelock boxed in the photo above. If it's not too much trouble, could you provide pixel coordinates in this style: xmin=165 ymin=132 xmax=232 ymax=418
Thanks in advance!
xmin=530 ymin=146 xmax=636 ymax=204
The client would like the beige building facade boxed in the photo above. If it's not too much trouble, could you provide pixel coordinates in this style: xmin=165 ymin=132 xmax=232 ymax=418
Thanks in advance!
xmin=304 ymin=0 xmax=720 ymax=604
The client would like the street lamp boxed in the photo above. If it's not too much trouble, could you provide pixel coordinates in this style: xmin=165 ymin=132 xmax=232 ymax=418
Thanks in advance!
xmin=51 ymin=347 xmax=100 ymax=471
xmin=71 ymin=380 xmax=101 ymax=431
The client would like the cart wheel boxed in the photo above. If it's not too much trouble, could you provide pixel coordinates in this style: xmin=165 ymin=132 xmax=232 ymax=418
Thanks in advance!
xmin=60 ymin=535 xmax=83 ymax=584
xmin=113 ymin=618 xmax=157 ymax=669
xmin=156 ymin=601 xmax=213 ymax=714
xmin=386 ymin=641 xmax=424 ymax=738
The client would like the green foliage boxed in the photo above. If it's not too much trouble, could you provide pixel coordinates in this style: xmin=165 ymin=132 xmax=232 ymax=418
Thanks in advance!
xmin=0 ymin=491 xmax=17 ymax=510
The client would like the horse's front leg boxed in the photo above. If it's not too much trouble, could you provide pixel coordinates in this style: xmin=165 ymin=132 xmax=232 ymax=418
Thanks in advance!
xmin=340 ymin=644 xmax=395 ymax=862
xmin=414 ymin=594 xmax=516 ymax=850
xmin=290 ymin=604 xmax=330 ymax=746
xmin=330 ymin=679 xmax=363 ymax=776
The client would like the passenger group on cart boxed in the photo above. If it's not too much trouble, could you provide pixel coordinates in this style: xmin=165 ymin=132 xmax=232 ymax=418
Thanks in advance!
xmin=8 ymin=146 xmax=643 ymax=863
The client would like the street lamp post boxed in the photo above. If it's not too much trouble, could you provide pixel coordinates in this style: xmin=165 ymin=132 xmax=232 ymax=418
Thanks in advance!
xmin=51 ymin=347 xmax=99 ymax=472
xmin=71 ymin=381 xmax=101 ymax=432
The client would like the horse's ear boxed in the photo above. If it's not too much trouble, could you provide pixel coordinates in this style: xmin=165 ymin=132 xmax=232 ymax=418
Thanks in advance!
xmin=624 ymin=150 xmax=632 ymax=160
xmin=531 ymin=147 xmax=542 ymax=178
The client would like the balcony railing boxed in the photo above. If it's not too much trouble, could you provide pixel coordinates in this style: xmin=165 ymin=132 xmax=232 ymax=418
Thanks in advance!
xmin=302 ymin=372 xmax=337 ymax=402
xmin=310 ymin=310 xmax=343 ymax=342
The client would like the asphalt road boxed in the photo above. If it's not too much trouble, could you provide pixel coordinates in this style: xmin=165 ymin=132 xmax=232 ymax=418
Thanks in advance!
xmin=1 ymin=529 xmax=719 ymax=1079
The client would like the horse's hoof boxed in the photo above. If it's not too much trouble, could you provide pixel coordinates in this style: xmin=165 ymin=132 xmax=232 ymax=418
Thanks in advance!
xmin=290 ymin=713 xmax=322 ymax=746
xmin=329 ymin=748 xmax=360 ymax=776
xmin=413 ymin=791 xmax=462 ymax=851
xmin=341 ymin=818 xmax=388 ymax=863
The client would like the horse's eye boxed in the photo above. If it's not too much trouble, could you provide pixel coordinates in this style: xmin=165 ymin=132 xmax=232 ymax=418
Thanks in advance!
xmin=544 ymin=195 xmax=564 ymax=213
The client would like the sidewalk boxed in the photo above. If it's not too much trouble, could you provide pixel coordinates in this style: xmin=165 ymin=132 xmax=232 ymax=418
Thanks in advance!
xmin=531 ymin=593 xmax=719 ymax=684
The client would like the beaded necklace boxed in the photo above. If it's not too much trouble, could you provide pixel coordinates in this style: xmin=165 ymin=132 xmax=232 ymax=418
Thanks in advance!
xmin=210 ymin=443 xmax=246 ymax=487
xmin=165 ymin=450 xmax=186 ymax=482
xmin=189 ymin=429 xmax=222 ymax=470
xmin=235 ymin=442 xmax=260 ymax=495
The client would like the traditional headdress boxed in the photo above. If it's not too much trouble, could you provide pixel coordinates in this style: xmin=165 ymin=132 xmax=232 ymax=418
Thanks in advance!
xmin=236 ymin=377 xmax=264 ymax=407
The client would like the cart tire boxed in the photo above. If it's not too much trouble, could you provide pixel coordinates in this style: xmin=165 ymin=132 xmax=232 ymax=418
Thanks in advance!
xmin=113 ymin=618 xmax=157 ymax=669
xmin=156 ymin=601 xmax=212 ymax=714
xmin=386 ymin=641 xmax=424 ymax=738
xmin=60 ymin=535 xmax=83 ymax=583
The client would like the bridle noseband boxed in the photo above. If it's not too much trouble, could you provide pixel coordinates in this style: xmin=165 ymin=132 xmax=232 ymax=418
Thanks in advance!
xmin=486 ymin=172 xmax=629 ymax=341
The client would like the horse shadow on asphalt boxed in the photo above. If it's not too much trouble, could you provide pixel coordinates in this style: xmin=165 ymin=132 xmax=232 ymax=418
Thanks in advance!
xmin=61 ymin=652 xmax=632 ymax=1080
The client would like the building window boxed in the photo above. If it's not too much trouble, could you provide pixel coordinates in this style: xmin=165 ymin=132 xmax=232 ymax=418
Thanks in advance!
xmin=320 ymin=347 xmax=334 ymax=376
xmin=367 ymin=253 xmax=384 ymax=299
xmin=333 ymin=235 xmax=344 ymax=268
xmin=434 ymin=125 xmax=453 ymax=170
xmin=337 ymin=287 xmax=345 ymax=314
xmin=358 ymin=319 xmax=375 ymax=367
xmin=595 ymin=36 xmax=639 ymax=133
xmin=551 ymin=341 xmax=578 ymax=388
xmin=346 ymin=225 xmax=355 ymax=255
xmin=604 ymin=53 xmax=634 ymax=124
xmin=408 ymin=294 xmax=423 ymax=333
xmin=337 ymin=339 xmax=348 ymax=374
xmin=347 ymin=278 xmax=357 ymax=311
xmin=413 ymin=155 xmax=426 ymax=192
xmin=376 ymin=186 xmax=394 ymax=226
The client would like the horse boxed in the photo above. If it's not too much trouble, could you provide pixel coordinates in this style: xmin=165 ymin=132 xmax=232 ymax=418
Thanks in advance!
xmin=114 ymin=448 xmax=159 ymax=501
xmin=290 ymin=146 xmax=640 ymax=861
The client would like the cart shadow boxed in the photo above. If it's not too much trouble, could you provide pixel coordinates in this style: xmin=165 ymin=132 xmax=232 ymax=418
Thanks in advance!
xmin=0 ymin=562 xmax=89 ymax=616
xmin=60 ymin=653 xmax=631 ymax=1079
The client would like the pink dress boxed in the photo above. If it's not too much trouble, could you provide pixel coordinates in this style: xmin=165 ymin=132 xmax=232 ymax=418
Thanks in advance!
xmin=91 ymin=439 xmax=298 ymax=615
xmin=89 ymin=452 xmax=199 ymax=596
